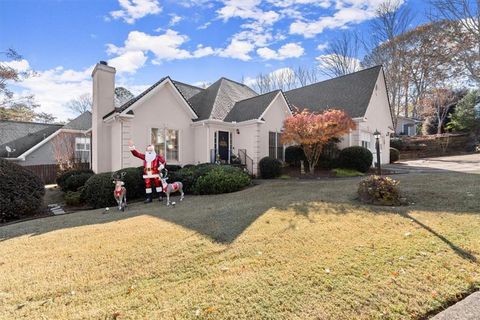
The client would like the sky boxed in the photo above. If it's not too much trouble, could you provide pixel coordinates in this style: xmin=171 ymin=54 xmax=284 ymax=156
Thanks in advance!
xmin=0 ymin=0 xmax=431 ymax=121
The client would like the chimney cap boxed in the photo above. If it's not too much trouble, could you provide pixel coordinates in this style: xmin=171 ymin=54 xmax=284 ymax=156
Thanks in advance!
xmin=99 ymin=60 xmax=108 ymax=65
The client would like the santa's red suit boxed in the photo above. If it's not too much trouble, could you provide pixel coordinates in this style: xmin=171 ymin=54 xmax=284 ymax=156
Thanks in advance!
xmin=129 ymin=144 xmax=166 ymax=201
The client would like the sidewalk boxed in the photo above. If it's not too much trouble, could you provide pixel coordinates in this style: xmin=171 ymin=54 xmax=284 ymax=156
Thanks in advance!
xmin=431 ymin=291 xmax=480 ymax=319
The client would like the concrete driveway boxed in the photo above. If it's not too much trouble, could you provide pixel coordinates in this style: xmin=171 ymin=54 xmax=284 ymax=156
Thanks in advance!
xmin=384 ymin=154 xmax=480 ymax=174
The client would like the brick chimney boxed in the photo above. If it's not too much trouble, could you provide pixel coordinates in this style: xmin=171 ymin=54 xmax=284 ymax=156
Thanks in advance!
xmin=91 ymin=61 xmax=115 ymax=173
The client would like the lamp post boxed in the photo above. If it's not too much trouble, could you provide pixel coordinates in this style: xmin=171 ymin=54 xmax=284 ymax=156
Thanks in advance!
xmin=373 ymin=130 xmax=381 ymax=175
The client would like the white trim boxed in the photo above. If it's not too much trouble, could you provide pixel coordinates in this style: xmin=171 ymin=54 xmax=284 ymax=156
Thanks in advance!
xmin=103 ymin=112 xmax=134 ymax=123
xmin=119 ymin=78 xmax=198 ymax=120
xmin=190 ymin=118 xmax=264 ymax=127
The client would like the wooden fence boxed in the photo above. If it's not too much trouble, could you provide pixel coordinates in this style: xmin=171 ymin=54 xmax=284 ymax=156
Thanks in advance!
xmin=23 ymin=163 xmax=90 ymax=185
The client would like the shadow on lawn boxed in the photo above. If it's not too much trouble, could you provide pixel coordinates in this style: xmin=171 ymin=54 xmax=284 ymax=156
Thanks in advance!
xmin=0 ymin=171 xmax=479 ymax=263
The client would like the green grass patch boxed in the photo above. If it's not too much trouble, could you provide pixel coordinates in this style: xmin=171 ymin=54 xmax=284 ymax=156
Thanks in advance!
xmin=332 ymin=168 xmax=365 ymax=177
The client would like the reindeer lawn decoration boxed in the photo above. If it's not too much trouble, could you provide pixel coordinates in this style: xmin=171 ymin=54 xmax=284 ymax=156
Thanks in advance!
xmin=160 ymin=168 xmax=184 ymax=206
xmin=112 ymin=172 xmax=127 ymax=211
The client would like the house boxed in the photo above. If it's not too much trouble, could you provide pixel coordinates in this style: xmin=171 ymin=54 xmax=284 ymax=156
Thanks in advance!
xmin=0 ymin=112 xmax=92 ymax=183
xmin=395 ymin=115 xmax=420 ymax=136
xmin=92 ymin=62 xmax=393 ymax=175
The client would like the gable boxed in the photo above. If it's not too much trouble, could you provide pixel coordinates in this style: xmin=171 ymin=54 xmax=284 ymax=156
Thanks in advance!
xmin=284 ymin=66 xmax=382 ymax=118
xmin=364 ymin=70 xmax=394 ymax=131
xmin=118 ymin=78 xmax=198 ymax=120
xmin=224 ymin=90 xmax=282 ymax=122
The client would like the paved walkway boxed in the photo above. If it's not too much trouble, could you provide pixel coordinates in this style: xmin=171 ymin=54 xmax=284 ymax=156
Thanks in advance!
xmin=431 ymin=291 xmax=480 ymax=320
xmin=384 ymin=154 xmax=480 ymax=174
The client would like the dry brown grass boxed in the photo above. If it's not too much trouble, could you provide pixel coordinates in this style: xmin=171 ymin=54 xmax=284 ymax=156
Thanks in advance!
xmin=0 ymin=172 xmax=479 ymax=319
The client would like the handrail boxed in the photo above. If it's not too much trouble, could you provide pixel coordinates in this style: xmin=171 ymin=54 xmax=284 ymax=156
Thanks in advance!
xmin=238 ymin=149 xmax=254 ymax=176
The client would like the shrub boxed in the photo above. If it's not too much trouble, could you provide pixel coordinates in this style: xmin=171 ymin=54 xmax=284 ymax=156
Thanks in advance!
xmin=57 ymin=168 xmax=94 ymax=191
xmin=81 ymin=167 xmax=144 ymax=209
xmin=259 ymin=157 xmax=282 ymax=179
xmin=390 ymin=148 xmax=400 ymax=163
xmin=169 ymin=163 xmax=217 ymax=194
xmin=332 ymin=168 xmax=364 ymax=177
xmin=81 ymin=173 xmax=117 ymax=208
xmin=65 ymin=191 xmax=82 ymax=206
xmin=165 ymin=164 xmax=182 ymax=172
xmin=194 ymin=166 xmax=251 ymax=195
xmin=0 ymin=159 xmax=45 ymax=222
xmin=230 ymin=154 xmax=242 ymax=165
xmin=339 ymin=146 xmax=373 ymax=173
xmin=390 ymin=138 xmax=404 ymax=150
xmin=64 ymin=172 xmax=94 ymax=192
xmin=285 ymin=146 xmax=306 ymax=167
xmin=358 ymin=175 xmax=402 ymax=206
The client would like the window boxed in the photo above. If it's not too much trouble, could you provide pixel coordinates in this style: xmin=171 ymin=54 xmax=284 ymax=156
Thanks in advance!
xmin=268 ymin=131 xmax=284 ymax=160
xmin=75 ymin=137 xmax=90 ymax=162
xmin=151 ymin=128 xmax=179 ymax=162
xmin=361 ymin=141 xmax=370 ymax=149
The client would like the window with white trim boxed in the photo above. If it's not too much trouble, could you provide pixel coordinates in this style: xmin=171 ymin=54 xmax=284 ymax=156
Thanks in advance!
xmin=268 ymin=131 xmax=284 ymax=160
xmin=75 ymin=137 xmax=90 ymax=162
xmin=151 ymin=128 xmax=179 ymax=162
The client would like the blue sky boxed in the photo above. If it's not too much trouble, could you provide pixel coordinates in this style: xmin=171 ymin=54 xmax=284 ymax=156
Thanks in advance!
xmin=0 ymin=0 xmax=430 ymax=120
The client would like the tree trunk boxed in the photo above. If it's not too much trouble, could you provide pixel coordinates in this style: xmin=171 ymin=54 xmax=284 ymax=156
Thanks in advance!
xmin=309 ymin=162 xmax=315 ymax=174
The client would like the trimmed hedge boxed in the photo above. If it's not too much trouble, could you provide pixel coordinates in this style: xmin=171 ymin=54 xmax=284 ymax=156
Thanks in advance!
xmin=0 ymin=158 xmax=45 ymax=222
xmin=390 ymin=147 xmax=400 ymax=163
xmin=285 ymin=146 xmax=306 ymax=167
xmin=56 ymin=168 xmax=94 ymax=191
xmin=64 ymin=173 xmax=94 ymax=192
xmin=390 ymin=138 xmax=404 ymax=150
xmin=195 ymin=166 xmax=251 ymax=194
xmin=65 ymin=191 xmax=82 ymax=206
xmin=339 ymin=146 xmax=373 ymax=173
xmin=259 ymin=157 xmax=282 ymax=179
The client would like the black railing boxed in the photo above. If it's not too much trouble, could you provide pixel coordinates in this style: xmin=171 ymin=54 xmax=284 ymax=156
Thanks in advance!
xmin=238 ymin=149 xmax=254 ymax=175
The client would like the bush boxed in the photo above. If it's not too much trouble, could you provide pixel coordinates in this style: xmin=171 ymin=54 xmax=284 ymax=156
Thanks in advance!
xmin=65 ymin=191 xmax=82 ymax=206
xmin=0 ymin=159 xmax=45 ymax=222
xmin=285 ymin=146 xmax=306 ymax=167
xmin=169 ymin=163 xmax=217 ymax=194
xmin=81 ymin=167 xmax=144 ymax=208
xmin=318 ymin=138 xmax=341 ymax=169
xmin=64 ymin=172 xmax=94 ymax=192
xmin=390 ymin=138 xmax=404 ymax=150
xmin=259 ymin=157 xmax=282 ymax=179
xmin=390 ymin=148 xmax=400 ymax=163
xmin=57 ymin=168 xmax=94 ymax=191
xmin=165 ymin=164 xmax=182 ymax=172
xmin=338 ymin=146 xmax=373 ymax=173
xmin=194 ymin=166 xmax=251 ymax=195
xmin=358 ymin=175 xmax=402 ymax=206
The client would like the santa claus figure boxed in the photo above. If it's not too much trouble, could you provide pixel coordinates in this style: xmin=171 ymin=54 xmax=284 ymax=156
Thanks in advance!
xmin=128 ymin=141 xmax=166 ymax=203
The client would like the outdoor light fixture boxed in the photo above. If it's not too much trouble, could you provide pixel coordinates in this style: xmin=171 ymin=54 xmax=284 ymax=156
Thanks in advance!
xmin=236 ymin=129 xmax=240 ymax=134
xmin=373 ymin=129 xmax=381 ymax=175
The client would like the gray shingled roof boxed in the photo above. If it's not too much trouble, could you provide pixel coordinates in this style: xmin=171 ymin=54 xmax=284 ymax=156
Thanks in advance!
xmin=0 ymin=121 xmax=63 ymax=158
xmin=284 ymin=65 xmax=382 ymax=118
xmin=224 ymin=90 xmax=281 ymax=122
xmin=188 ymin=78 xmax=258 ymax=121
xmin=64 ymin=111 xmax=91 ymax=130
xmin=172 ymin=80 xmax=204 ymax=100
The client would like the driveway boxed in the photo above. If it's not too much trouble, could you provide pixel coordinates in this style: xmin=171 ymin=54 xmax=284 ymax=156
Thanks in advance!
xmin=384 ymin=154 xmax=480 ymax=174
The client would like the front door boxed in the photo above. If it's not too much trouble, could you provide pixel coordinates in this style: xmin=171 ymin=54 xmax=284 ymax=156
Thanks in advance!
xmin=218 ymin=131 xmax=229 ymax=162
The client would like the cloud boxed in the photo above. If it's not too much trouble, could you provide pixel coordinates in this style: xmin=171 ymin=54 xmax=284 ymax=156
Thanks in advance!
xmin=316 ymin=42 xmax=329 ymax=51
xmin=217 ymin=0 xmax=280 ymax=25
xmin=110 ymin=0 xmax=162 ymax=24
xmin=257 ymin=42 xmax=304 ymax=60
xmin=108 ymin=51 xmax=147 ymax=74
xmin=218 ymin=39 xmax=255 ymax=61
xmin=1 ymin=59 xmax=31 ymax=72
xmin=289 ymin=0 xmax=404 ymax=37
xmin=169 ymin=14 xmax=183 ymax=26
xmin=243 ymin=67 xmax=296 ymax=87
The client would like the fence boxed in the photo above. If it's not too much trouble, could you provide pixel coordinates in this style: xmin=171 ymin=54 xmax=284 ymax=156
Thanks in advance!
xmin=23 ymin=162 xmax=90 ymax=184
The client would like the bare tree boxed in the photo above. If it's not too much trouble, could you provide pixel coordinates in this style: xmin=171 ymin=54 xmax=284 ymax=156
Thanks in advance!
xmin=66 ymin=93 xmax=92 ymax=115
xmin=420 ymin=88 xmax=458 ymax=134
xmin=430 ymin=0 xmax=479 ymax=84
xmin=317 ymin=32 xmax=361 ymax=78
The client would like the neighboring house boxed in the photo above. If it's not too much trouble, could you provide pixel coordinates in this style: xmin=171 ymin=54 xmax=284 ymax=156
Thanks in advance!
xmin=92 ymin=62 xmax=393 ymax=175
xmin=0 ymin=112 xmax=92 ymax=183
xmin=395 ymin=116 xmax=419 ymax=136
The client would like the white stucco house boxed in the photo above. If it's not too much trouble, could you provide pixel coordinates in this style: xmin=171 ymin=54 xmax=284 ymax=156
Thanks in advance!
xmin=395 ymin=115 xmax=420 ymax=136
xmin=92 ymin=61 xmax=393 ymax=175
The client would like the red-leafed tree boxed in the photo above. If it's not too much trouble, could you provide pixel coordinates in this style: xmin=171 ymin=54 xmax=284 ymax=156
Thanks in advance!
xmin=282 ymin=108 xmax=356 ymax=174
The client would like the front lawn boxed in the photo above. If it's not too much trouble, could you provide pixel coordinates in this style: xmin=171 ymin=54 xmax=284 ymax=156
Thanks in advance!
xmin=0 ymin=173 xmax=479 ymax=319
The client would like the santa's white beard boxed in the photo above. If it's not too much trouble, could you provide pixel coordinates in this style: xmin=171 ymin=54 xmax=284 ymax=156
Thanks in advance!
xmin=145 ymin=151 xmax=157 ymax=165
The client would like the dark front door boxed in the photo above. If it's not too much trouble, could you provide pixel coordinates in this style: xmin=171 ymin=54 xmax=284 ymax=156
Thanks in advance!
xmin=218 ymin=131 xmax=229 ymax=161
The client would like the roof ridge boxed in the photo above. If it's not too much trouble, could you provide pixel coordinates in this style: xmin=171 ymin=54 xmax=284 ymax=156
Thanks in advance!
xmin=219 ymin=77 xmax=257 ymax=92
xmin=286 ymin=65 xmax=382 ymax=93
xmin=172 ymin=79 xmax=205 ymax=90
xmin=0 ymin=120 xmax=64 ymax=126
